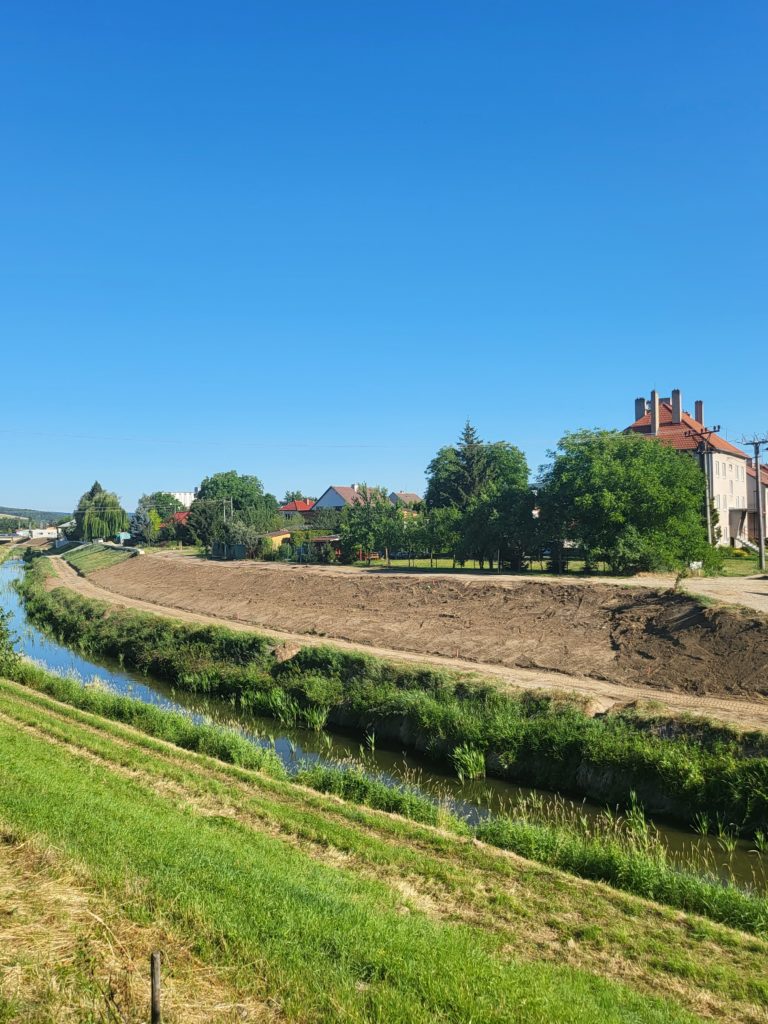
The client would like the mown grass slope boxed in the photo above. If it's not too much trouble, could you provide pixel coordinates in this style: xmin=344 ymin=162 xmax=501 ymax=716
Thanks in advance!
xmin=62 ymin=544 xmax=134 ymax=575
xmin=1 ymin=678 xmax=767 ymax=1023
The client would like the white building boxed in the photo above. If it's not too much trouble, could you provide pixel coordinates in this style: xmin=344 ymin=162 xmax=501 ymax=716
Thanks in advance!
xmin=627 ymin=389 xmax=749 ymax=547
xmin=170 ymin=489 xmax=199 ymax=509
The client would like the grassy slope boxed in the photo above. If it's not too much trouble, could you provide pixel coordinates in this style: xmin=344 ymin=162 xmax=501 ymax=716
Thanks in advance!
xmin=0 ymin=679 xmax=766 ymax=1023
xmin=62 ymin=544 xmax=134 ymax=575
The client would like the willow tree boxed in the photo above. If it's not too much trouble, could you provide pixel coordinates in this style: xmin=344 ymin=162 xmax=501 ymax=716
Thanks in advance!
xmin=73 ymin=481 xmax=129 ymax=540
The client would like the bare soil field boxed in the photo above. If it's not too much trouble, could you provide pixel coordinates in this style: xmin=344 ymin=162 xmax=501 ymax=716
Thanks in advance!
xmin=45 ymin=558 xmax=768 ymax=730
xmin=62 ymin=554 xmax=768 ymax=698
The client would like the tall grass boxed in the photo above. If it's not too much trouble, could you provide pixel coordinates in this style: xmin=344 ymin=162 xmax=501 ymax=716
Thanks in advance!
xmin=15 ymin=558 xmax=768 ymax=837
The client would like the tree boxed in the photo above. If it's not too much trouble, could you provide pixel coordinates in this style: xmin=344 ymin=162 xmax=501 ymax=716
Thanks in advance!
xmin=537 ymin=430 xmax=715 ymax=574
xmin=131 ymin=493 xmax=184 ymax=544
xmin=139 ymin=492 xmax=184 ymax=520
xmin=282 ymin=490 xmax=309 ymax=504
xmin=187 ymin=500 xmax=221 ymax=550
xmin=189 ymin=471 xmax=280 ymax=549
xmin=311 ymin=507 xmax=342 ymax=533
xmin=339 ymin=485 xmax=390 ymax=564
xmin=196 ymin=471 xmax=265 ymax=510
xmin=425 ymin=423 xmax=533 ymax=569
xmin=425 ymin=421 xmax=487 ymax=509
xmin=71 ymin=482 xmax=128 ymax=541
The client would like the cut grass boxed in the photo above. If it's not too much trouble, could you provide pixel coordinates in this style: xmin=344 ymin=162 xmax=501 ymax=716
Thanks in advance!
xmin=1 ymin=677 xmax=766 ymax=1022
xmin=61 ymin=544 xmax=135 ymax=576
xmin=0 ymin=827 xmax=268 ymax=1023
xmin=4 ymin=666 xmax=768 ymax=934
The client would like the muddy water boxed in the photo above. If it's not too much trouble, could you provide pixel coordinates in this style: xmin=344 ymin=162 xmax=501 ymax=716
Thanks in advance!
xmin=1 ymin=557 xmax=763 ymax=889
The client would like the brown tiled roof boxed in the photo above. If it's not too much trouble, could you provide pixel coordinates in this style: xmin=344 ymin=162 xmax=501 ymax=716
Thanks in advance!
xmin=626 ymin=402 xmax=747 ymax=457
xmin=391 ymin=491 xmax=422 ymax=505
xmin=328 ymin=486 xmax=362 ymax=504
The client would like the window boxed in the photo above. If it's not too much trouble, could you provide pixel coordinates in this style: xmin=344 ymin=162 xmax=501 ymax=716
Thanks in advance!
xmin=729 ymin=480 xmax=734 ymax=495
xmin=716 ymin=461 xmax=720 ymax=476
xmin=729 ymin=463 xmax=733 ymax=474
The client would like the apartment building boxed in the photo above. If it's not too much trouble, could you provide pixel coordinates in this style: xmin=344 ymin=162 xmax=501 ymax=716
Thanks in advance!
xmin=627 ymin=389 xmax=749 ymax=546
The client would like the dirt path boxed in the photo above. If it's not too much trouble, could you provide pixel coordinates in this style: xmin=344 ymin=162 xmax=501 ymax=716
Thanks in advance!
xmin=46 ymin=557 xmax=768 ymax=731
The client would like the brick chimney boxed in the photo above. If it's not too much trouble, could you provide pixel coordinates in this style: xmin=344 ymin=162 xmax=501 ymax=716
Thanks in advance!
xmin=634 ymin=397 xmax=646 ymax=421
xmin=650 ymin=390 xmax=660 ymax=435
xmin=671 ymin=388 xmax=682 ymax=425
xmin=695 ymin=399 xmax=704 ymax=424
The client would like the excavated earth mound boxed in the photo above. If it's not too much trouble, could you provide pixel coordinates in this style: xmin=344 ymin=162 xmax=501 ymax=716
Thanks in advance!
xmin=86 ymin=556 xmax=768 ymax=698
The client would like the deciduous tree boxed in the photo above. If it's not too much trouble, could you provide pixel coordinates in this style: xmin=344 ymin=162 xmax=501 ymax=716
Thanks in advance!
xmin=537 ymin=430 xmax=716 ymax=574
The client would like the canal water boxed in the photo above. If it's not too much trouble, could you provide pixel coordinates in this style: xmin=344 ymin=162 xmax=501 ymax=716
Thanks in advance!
xmin=1 ymin=557 xmax=763 ymax=889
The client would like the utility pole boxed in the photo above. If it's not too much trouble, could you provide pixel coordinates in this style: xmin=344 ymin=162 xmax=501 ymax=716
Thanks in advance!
xmin=684 ymin=424 xmax=721 ymax=545
xmin=740 ymin=435 xmax=768 ymax=572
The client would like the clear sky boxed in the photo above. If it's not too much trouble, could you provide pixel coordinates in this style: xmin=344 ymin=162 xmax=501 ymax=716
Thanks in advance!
xmin=1 ymin=2 xmax=766 ymax=512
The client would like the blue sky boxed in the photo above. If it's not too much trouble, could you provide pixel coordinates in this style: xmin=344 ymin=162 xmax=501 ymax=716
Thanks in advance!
xmin=1 ymin=2 xmax=766 ymax=511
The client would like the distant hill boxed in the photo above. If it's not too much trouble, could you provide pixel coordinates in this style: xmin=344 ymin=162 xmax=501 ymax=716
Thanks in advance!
xmin=0 ymin=505 xmax=70 ymax=525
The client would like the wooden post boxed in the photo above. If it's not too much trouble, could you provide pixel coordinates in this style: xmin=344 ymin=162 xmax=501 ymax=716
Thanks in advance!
xmin=150 ymin=951 xmax=161 ymax=1024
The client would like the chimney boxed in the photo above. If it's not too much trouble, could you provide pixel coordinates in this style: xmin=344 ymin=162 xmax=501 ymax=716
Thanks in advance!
xmin=351 ymin=483 xmax=358 ymax=493
xmin=671 ymin=388 xmax=682 ymax=425
xmin=650 ymin=390 xmax=660 ymax=435
xmin=634 ymin=397 xmax=646 ymax=421
xmin=695 ymin=399 xmax=704 ymax=424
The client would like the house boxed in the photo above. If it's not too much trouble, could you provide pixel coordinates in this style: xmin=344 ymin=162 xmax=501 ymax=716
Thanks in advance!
xmin=747 ymin=462 xmax=768 ymax=546
xmin=165 ymin=511 xmax=190 ymax=527
xmin=389 ymin=492 xmax=422 ymax=507
xmin=14 ymin=527 xmax=58 ymax=540
xmin=279 ymin=499 xmax=315 ymax=520
xmin=626 ymin=389 xmax=749 ymax=546
xmin=313 ymin=485 xmax=368 ymax=510
xmin=260 ymin=529 xmax=291 ymax=549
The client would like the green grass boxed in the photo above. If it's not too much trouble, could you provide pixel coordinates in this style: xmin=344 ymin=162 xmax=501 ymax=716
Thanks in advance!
xmin=15 ymin=557 xmax=768 ymax=840
xmin=4 ymin=664 xmax=768 ymax=935
xmin=1 ymin=676 xmax=765 ymax=1022
xmin=720 ymin=550 xmax=761 ymax=577
xmin=61 ymin=543 xmax=135 ymax=575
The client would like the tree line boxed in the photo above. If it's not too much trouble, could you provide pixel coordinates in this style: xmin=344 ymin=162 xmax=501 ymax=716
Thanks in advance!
xmin=67 ymin=420 xmax=720 ymax=574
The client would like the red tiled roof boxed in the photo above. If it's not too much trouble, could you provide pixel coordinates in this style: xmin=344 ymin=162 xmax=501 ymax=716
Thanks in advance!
xmin=747 ymin=463 xmax=768 ymax=487
xmin=391 ymin=491 xmax=422 ymax=505
xmin=168 ymin=511 xmax=190 ymax=525
xmin=279 ymin=499 xmax=315 ymax=513
xmin=626 ymin=402 xmax=747 ymax=457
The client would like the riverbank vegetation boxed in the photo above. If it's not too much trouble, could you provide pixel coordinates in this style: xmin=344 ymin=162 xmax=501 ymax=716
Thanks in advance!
xmin=1 ymin=675 xmax=767 ymax=1023
xmin=16 ymin=559 xmax=768 ymax=845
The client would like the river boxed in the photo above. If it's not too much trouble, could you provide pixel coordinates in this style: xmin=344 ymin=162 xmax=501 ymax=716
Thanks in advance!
xmin=1 ymin=556 xmax=762 ymax=889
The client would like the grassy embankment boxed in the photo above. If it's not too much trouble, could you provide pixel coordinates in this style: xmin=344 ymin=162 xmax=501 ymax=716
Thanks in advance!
xmin=1 ymin=675 xmax=768 ymax=1024
xmin=18 ymin=558 xmax=768 ymax=840
xmin=62 ymin=543 xmax=135 ymax=575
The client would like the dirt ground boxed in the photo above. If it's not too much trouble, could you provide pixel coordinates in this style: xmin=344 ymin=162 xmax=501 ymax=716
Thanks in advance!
xmin=44 ymin=555 xmax=768 ymax=730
